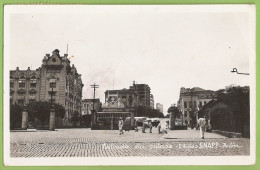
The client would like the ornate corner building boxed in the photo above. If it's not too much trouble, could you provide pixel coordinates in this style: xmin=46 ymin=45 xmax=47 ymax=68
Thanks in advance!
xmin=10 ymin=49 xmax=84 ymax=127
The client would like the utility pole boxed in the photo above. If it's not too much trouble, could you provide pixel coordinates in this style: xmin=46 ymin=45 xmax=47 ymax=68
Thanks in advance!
xmin=90 ymin=83 xmax=99 ymax=124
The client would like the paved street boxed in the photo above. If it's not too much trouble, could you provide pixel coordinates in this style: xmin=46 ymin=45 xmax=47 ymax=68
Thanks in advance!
xmin=10 ymin=128 xmax=250 ymax=157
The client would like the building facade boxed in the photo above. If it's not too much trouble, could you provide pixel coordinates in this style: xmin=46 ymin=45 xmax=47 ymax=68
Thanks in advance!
xmin=178 ymin=87 xmax=215 ymax=125
xmin=130 ymin=81 xmax=151 ymax=107
xmin=156 ymin=103 xmax=163 ymax=113
xmin=150 ymin=94 xmax=154 ymax=109
xmin=82 ymin=99 xmax=102 ymax=115
xmin=10 ymin=49 xmax=84 ymax=126
xmin=104 ymin=89 xmax=139 ymax=109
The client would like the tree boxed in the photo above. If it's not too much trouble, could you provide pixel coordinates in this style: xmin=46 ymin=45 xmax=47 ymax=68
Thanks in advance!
xmin=213 ymin=86 xmax=250 ymax=137
xmin=136 ymin=106 xmax=164 ymax=118
xmin=26 ymin=101 xmax=66 ymax=128
xmin=81 ymin=114 xmax=92 ymax=128
xmin=10 ymin=104 xmax=22 ymax=129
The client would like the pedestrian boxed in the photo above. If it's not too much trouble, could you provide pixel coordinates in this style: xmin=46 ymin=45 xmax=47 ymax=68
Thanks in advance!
xmin=142 ymin=122 xmax=146 ymax=133
xmin=166 ymin=120 xmax=169 ymax=129
xmin=118 ymin=117 xmax=124 ymax=135
xmin=157 ymin=121 xmax=161 ymax=134
xmin=134 ymin=119 xmax=138 ymax=132
xmin=149 ymin=121 xmax=152 ymax=133
xmin=198 ymin=116 xmax=206 ymax=139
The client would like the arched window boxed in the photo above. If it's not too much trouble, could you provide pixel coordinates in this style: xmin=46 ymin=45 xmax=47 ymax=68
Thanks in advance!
xmin=18 ymin=75 xmax=26 ymax=88
xmin=49 ymin=77 xmax=56 ymax=88
xmin=30 ymin=75 xmax=37 ymax=88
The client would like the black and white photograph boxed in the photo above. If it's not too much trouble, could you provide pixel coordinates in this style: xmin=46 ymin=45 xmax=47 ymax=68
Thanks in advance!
xmin=3 ymin=5 xmax=256 ymax=165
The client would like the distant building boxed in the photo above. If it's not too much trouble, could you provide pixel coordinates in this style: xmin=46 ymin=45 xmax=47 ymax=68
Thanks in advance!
xmin=104 ymin=89 xmax=139 ymax=109
xmin=150 ymin=94 xmax=154 ymax=109
xmin=82 ymin=99 xmax=102 ymax=115
xmin=130 ymin=81 xmax=151 ymax=107
xmin=156 ymin=103 xmax=163 ymax=113
xmin=178 ymin=87 xmax=215 ymax=125
xmin=10 ymin=49 xmax=84 ymax=127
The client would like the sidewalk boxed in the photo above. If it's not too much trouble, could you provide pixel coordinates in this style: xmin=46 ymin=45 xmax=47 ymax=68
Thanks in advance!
xmin=163 ymin=129 xmax=227 ymax=139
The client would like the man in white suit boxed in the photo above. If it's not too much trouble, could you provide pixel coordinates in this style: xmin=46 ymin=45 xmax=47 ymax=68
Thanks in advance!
xmin=198 ymin=116 xmax=206 ymax=139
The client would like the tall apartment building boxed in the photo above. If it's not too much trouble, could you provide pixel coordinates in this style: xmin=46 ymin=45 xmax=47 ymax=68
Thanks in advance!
xmin=10 ymin=49 xmax=84 ymax=126
xmin=178 ymin=87 xmax=215 ymax=124
xmin=156 ymin=103 xmax=163 ymax=113
xmin=130 ymin=81 xmax=151 ymax=107
xmin=150 ymin=94 xmax=154 ymax=109
xmin=104 ymin=89 xmax=139 ymax=109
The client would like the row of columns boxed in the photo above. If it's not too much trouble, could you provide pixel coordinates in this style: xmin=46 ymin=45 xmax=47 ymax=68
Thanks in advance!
xmin=21 ymin=108 xmax=56 ymax=131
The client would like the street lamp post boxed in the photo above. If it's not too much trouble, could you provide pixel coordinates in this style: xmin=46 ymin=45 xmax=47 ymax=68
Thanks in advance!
xmin=49 ymin=86 xmax=56 ymax=131
xmin=90 ymin=83 xmax=99 ymax=125
xmin=50 ymin=86 xmax=54 ymax=108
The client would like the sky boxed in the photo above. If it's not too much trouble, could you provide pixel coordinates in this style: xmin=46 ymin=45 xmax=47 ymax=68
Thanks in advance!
xmin=5 ymin=5 xmax=254 ymax=114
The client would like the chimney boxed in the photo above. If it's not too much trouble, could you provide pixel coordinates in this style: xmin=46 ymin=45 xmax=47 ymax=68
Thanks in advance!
xmin=46 ymin=54 xmax=50 ymax=57
xmin=133 ymin=81 xmax=135 ymax=85
xmin=16 ymin=67 xmax=19 ymax=70
xmin=27 ymin=67 xmax=30 ymax=70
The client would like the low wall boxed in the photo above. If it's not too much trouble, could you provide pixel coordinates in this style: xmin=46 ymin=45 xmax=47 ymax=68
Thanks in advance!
xmin=212 ymin=130 xmax=242 ymax=138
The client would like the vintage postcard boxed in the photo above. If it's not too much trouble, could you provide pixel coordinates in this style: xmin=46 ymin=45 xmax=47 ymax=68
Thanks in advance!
xmin=3 ymin=5 xmax=256 ymax=166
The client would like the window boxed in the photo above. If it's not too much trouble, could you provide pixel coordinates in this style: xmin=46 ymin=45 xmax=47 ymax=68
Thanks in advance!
xmin=10 ymin=79 xmax=14 ymax=88
xmin=50 ymin=82 xmax=56 ymax=88
xmin=18 ymin=99 xmax=25 ymax=106
xmin=19 ymin=80 xmax=26 ymax=88
xmin=18 ymin=95 xmax=25 ymax=100
xmin=122 ymin=96 xmax=126 ymax=98
xmin=199 ymin=101 xmax=202 ymax=107
xmin=29 ymin=92 xmax=36 ymax=99
xmin=194 ymin=101 xmax=196 ymax=108
xmin=189 ymin=101 xmax=192 ymax=108
xmin=204 ymin=101 xmax=207 ymax=105
xmin=184 ymin=111 xmax=187 ymax=117
xmin=30 ymin=76 xmax=37 ymax=88
xmin=50 ymin=78 xmax=56 ymax=88
xmin=184 ymin=101 xmax=187 ymax=108
xmin=19 ymin=76 xmax=26 ymax=88
xmin=29 ymin=99 xmax=35 ymax=103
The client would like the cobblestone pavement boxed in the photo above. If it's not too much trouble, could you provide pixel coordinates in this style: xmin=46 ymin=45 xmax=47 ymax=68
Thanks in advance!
xmin=10 ymin=128 xmax=250 ymax=157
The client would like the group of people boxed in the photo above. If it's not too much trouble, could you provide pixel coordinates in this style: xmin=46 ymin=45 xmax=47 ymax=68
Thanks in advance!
xmin=118 ymin=117 xmax=163 ymax=135
xmin=119 ymin=116 xmax=208 ymax=139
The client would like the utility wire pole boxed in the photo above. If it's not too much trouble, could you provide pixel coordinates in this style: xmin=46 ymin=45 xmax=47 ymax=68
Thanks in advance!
xmin=90 ymin=83 xmax=99 ymax=124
